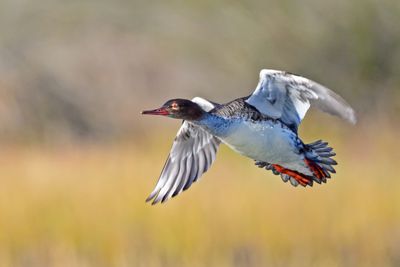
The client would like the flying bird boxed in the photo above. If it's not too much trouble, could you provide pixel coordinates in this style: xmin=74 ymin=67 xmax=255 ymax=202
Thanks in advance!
xmin=142 ymin=69 xmax=356 ymax=204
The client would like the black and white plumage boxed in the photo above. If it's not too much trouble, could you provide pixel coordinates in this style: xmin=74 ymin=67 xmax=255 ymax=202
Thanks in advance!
xmin=142 ymin=69 xmax=356 ymax=204
xmin=145 ymin=98 xmax=220 ymax=204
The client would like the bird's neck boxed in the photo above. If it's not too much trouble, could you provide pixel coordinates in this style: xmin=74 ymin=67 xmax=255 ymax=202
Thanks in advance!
xmin=192 ymin=113 xmax=230 ymax=137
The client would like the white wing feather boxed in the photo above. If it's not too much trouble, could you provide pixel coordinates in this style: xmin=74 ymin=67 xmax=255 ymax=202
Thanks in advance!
xmin=146 ymin=97 xmax=220 ymax=204
xmin=246 ymin=69 xmax=356 ymax=130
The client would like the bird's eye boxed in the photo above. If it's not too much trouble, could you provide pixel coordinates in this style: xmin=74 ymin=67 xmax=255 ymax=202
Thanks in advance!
xmin=171 ymin=103 xmax=179 ymax=110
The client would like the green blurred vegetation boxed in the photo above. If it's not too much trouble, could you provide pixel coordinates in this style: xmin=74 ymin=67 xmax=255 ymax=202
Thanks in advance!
xmin=0 ymin=0 xmax=399 ymax=142
xmin=0 ymin=0 xmax=399 ymax=266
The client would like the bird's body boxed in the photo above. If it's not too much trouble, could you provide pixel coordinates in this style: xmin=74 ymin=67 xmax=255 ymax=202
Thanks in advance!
xmin=195 ymin=98 xmax=310 ymax=175
xmin=142 ymin=69 xmax=356 ymax=204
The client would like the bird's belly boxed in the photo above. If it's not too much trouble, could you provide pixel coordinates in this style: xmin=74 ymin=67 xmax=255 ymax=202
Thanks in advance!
xmin=221 ymin=121 xmax=303 ymax=166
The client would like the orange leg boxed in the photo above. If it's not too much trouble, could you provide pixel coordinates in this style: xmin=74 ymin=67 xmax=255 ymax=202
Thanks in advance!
xmin=272 ymin=164 xmax=311 ymax=186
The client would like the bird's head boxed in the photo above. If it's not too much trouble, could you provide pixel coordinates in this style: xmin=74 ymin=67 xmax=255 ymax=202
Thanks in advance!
xmin=141 ymin=99 xmax=205 ymax=120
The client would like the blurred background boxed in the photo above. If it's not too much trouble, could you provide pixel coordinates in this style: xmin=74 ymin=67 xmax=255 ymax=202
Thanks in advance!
xmin=0 ymin=0 xmax=399 ymax=266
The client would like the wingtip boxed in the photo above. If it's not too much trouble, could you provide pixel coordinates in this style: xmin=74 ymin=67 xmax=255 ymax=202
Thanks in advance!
xmin=151 ymin=198 xmax=160 ymax=205
xmin=146 ymin=192 xmax=162 ymax=205
xmin=347 ymin=108 xmax=357 ymax=125
xmin=146 ymin=190 xmax=158 ymax=203
xmin=145 ymin=196 xmax=153 ymax=203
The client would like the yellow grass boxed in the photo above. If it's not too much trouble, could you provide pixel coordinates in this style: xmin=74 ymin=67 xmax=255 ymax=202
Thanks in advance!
xmin=0 ymin=122 xmax=399 ymax=267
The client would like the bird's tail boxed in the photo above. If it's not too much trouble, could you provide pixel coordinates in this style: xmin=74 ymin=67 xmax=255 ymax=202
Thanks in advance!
xmin=256 ymin=140 xmax=337 ymax=187
xmin=303 ymin=140 xmax=337 ymax=184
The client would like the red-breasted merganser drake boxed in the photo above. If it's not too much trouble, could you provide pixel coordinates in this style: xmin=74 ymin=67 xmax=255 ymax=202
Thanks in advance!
xmin=142 ymin=69 xmax=356 ymax=204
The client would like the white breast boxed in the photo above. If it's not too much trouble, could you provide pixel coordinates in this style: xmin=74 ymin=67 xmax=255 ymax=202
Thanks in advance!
xmin=220 ymin=120 xmax=310 ymax=174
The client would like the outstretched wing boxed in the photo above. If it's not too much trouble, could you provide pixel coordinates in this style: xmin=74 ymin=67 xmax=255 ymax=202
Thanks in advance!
xmin=246 ymin=69 xmax=356 ymax=131
xmin=146 ymin=97 xmax=220 ymax=204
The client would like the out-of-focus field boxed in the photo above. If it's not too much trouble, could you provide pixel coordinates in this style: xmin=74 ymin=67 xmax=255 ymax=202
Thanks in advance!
xmin=0 ymin=121 xmax=398 ymax=267
xmin=0 ymin=0 xmax=399 ymax=266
